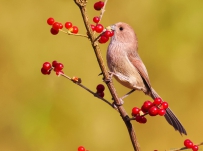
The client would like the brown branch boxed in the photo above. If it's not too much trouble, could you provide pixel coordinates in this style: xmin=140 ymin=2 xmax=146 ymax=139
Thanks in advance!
xmin=73 ymin=0 xmax=140 ymax=151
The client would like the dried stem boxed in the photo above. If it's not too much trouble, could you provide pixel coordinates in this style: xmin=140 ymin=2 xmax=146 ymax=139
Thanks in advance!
xmin=73 ymin=0 xmax=140 ymax=150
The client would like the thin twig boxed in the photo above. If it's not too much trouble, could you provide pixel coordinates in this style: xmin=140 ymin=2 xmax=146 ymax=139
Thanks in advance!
xmin=73 ymin=0 xmax=140 ymax=151
xmin=60 ymin=29 xmax=88 ymax=38
xmin=94 ymin=31 xmax=105 ymax=42
xmin=60 ymin=73 xmax=114 ymax=108
xmin=98 ymin=0 xmax=108 ymax=23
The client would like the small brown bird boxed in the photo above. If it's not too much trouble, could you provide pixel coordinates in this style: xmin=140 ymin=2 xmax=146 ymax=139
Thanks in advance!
xmin=107 ymin=22 xmax=187 ymax=135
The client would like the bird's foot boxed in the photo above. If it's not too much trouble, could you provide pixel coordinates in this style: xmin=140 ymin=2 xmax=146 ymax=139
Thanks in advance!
xmin=112 ymin=98 xmax=124 ymax=107
xmin=121 ymin=89 xmax=136 ymax=100
xmin=102 ymin=71 xmax=115 ymax=84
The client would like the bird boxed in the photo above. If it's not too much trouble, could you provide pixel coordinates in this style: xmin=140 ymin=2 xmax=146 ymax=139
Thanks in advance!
xmin=106 ymin=22 xmax=187 ymax=135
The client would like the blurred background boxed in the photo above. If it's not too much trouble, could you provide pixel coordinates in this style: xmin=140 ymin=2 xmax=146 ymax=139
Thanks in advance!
xmin=0 ymin=0 xmax=203 ymax=150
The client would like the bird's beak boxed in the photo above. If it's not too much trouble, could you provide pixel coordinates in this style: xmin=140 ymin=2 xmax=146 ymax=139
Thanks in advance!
xmin=106 ymin=24 xmax=115 ymax=31
xmin=110 ymin=24 xmax=116 ymax=31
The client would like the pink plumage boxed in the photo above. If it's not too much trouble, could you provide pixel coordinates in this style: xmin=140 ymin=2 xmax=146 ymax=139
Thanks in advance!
xmin=107 ymin=22 xmax=186 ymax=135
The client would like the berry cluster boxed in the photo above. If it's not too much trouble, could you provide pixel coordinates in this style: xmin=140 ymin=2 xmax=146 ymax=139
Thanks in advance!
xmin=184 ymin=139 xmax=199 ymax=151
xmin=90 ymin=1 xmax=114 ymax=44
xmin=98 ymin=30 xmax=114 ymax=43
xmin=91 ymin=23 xmax=103 ymax=33
xmin=78 ymin=146 xmax=86 ymax=151
xmin=96 ymin=84 xmax=105 ymax=98
xmin=47 ymin=17 xmax=79 ymax=35
xmin=131 ymin=98 xmax=168 ymax=124
xmin=41 ymin=60 xmax=64 ymax=76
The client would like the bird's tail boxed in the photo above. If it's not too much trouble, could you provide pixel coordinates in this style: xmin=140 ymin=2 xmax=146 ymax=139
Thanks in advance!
xmin=149 ymin=88 xmax=187 ymax=135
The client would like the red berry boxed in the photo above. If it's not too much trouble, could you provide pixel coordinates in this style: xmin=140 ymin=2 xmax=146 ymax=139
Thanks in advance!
xmin=41 ymin=68 xmax=50 ymax=75
xmin=59 ymin=23 xmax=63 ymax=29
xmin=192 ymin=145 xmax=199 ymax=151
xmin=43 ymin=62 xmax=51 ymax=70
xmin=135 ymin=115 xmax=142 ymax=122
xmin=135 ymin=115 xmax=147 ymax=123
xmin=161 ymin=102 xmax=169 ymax=109
xmin=132 ymin=107 xmax=140 ymax=116
xmin=103 ymin=31 xmax=111 ymax=37
xmin=94 ymin=1 xmax=104 ymax=11
xmin=90 ymin=24 xmax=96 ymax=31
xmin=93 ymin=16 xmax=100 ymax=23
xmin=158 ymin=109 xmax=166 ymax=116
xmin=54 ymin=63 xmax=64 ymax=72
xmin=148 ymin=106 xmax=158 ymax=116
xmin=50 ymin=28 xmax=59 ymax=35
xmin=52 ymin=22 xmax=60 ymax=30
xmin=96 ymin=84 xmax=105 ymax=92
xmin=56 ymin=70 xmax=64 ymax=76
xmin=94 ymin=3 xmax=100 ymax=10
xmin=153 ymin=98 xmax=162 ymax=105
xmin=95 ymin=24 xmax=104 ymax=33
xmin=97 ymin=91 xmax=104 ymax=98
xmin=47 ymin=17 xmax=55 ymax=25
xmin=65 ymin=22 xmax=72 ymax=29
xmin=52 ymin=60 xmax=58 ymax=67
xmin=109 ymin=30 xmax=114 ymax=37
xmin=184 ymin=139 xmax=193 ymax=148
xmin=104 ymin=30 xmax=114 ymax=37
xmin=99 ymin=35 xmax=109 ymax=43
xmin=140 ymin=116 xmax=147 ymax=123
xmin=184 ymin=139 xmax=191 ymax=146
xmin=70 ymin=26 xmax=78 ymax=34
xmin=98 ymin=1 xmax=104 ymax=8
xmin=141 ymin=101 xmax=153 ymax=112
xmin=78 ymin=146 xmax=86 ymax=151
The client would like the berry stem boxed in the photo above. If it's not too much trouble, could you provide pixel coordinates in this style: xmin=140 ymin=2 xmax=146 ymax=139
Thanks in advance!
xmin=128 ymin=117 xmax=136 ymax=121
xmin=59 ymin=29 xmax=89 ymax=38
xmin=94 ymin=31 xmax=105 ymax=42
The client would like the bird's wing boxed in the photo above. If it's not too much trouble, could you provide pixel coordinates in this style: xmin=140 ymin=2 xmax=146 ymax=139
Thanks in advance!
xmin=127 ymin=52 xmax=152 ymax=90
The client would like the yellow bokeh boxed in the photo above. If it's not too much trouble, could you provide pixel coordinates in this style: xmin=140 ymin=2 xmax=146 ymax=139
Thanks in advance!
xmin=0 ymin=0 xmax=203 ymax=151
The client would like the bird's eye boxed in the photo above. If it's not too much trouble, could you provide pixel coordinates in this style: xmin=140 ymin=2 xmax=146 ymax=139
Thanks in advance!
xmin=119 ymin=27 xmax=123 ymax=31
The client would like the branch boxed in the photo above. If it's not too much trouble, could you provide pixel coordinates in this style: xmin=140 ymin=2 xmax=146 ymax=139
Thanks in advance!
xmin=73 ymin=0 xmax=140 ymax=150
xmin=60 ymin=73 xmax=114 ymax=108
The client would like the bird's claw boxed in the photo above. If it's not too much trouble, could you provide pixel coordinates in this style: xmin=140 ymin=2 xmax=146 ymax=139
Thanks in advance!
xmin=102 ymin=71 xmax=115 ymax=84
xmin=112 ymin=98 xmax=124 ymax=107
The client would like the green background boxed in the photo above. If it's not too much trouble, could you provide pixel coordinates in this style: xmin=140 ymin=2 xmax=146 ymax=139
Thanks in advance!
xmin=0 ymin=0 xmax=203 ymax=150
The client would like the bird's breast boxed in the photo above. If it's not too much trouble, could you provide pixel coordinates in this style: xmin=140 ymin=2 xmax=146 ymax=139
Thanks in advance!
xmin=107 ymin=43 xmax=146 ymax=90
